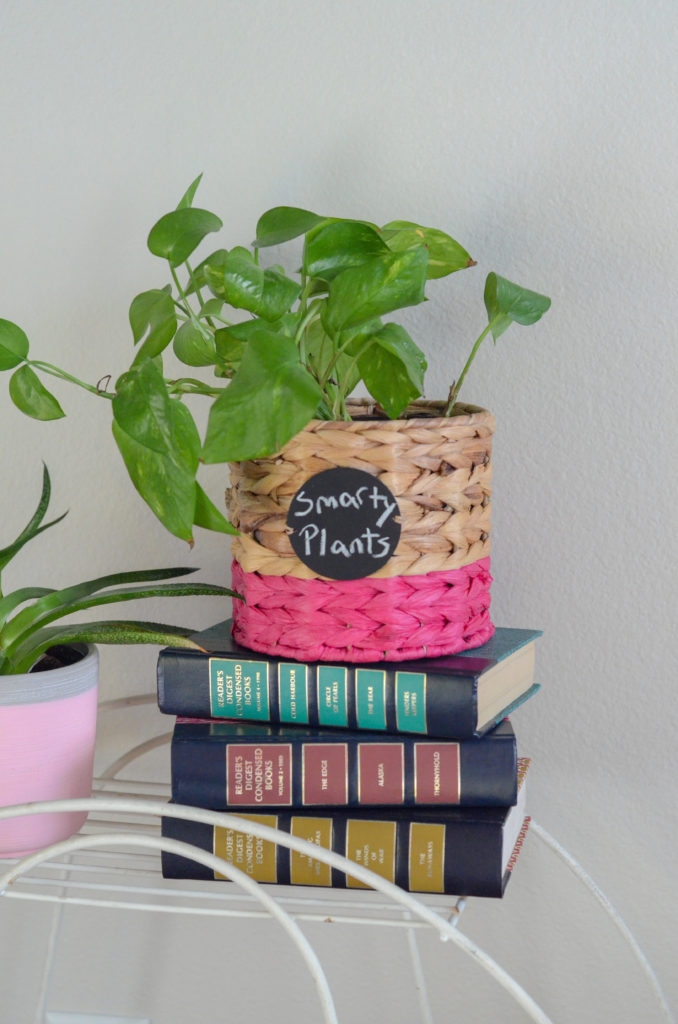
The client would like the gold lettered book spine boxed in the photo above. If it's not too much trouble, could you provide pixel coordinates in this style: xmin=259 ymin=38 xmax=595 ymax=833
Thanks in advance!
xmin=213 ymin=813 xmax=278 ymax=882
xmin=345 ymin=819 xmax=397 ymax=889
xmin=290 ymin=816 xmax=333 ymax=886
xmin=408 ymin=822 xmax=446 ymax=893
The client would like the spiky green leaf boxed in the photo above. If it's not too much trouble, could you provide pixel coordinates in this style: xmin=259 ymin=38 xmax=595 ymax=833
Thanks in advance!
xmin=0 ymin=588 xmax=55 ymax=628
xmin=6 ymin=621 xmax=213 ymax=675
xmin=2 ymin=580 xmax=237 ymax=659
xmin=0 ymin=465 xmax=68 ymax=572
xmin=0 ymin=566 xmax=200 ymax=648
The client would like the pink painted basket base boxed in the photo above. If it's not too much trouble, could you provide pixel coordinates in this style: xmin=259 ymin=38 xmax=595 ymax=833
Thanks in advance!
xmin=231 ymin=557 xmax=494 ymax=663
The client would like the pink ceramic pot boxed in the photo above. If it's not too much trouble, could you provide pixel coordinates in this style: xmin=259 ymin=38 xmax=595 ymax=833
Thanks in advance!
xmin=0 ymin=645 xmax=98 ymax=858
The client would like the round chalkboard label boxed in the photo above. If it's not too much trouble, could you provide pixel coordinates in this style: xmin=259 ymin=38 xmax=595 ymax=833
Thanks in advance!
xmin=287 ymin=467 xmax=401 ymax=580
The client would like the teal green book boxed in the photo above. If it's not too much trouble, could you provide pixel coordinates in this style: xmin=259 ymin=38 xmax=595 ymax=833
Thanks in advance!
xmin=157 ymin=622 xmax=542 ymax=739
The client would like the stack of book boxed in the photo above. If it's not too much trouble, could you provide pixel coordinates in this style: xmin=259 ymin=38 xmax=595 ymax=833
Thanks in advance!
xmin=157 ymin=620 xmax=540 ymax=898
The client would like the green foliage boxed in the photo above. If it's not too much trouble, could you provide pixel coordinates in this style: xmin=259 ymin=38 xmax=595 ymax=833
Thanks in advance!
xmin=0 ymin=177 xmax=551 ymax=543
xmin=483 ymin=272 xmax=552 ymax=339
xmin=0 ymin=466 xmax=238 ymax=675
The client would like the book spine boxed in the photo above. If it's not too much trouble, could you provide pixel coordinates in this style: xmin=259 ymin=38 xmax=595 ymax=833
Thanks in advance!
xmin=157 ymin=649 xmax=479 ymax=738
xmin=170 ymin=729 xmax=517 ymax=810
xmin=160 ymin=810 xmax=509 ymax=897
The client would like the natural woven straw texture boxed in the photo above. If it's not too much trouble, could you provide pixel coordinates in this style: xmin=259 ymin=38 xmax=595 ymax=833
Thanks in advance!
xmin=227 ymin=400 xmax=494 ymax=580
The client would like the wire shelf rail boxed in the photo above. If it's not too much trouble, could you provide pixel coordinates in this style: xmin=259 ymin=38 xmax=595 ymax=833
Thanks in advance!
xmin=0 ymin=695 xmax=673 ymax=1024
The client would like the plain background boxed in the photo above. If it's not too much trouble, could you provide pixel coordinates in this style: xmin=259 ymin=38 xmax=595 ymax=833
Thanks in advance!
xmin=1 ymin=1 xmax=676 ymax=1021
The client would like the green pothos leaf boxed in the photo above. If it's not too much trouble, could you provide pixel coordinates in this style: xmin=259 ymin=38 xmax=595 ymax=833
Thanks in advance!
xmin=484 ymin=272 xmax=551 ymax=340
xmin=203 ymin=327 xmax=322 ymax=462
xmin=9 ymin=365 xmax=65 ymax=420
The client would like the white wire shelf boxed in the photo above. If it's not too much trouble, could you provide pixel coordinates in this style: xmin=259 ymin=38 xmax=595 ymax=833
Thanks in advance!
xmin=1 ymin=777 xmax=465 ymax=930
xmin=0 ymin=695 xmax=674 ymax=1024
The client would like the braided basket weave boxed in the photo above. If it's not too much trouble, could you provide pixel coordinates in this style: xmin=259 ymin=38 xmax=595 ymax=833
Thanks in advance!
xmin=227 ymin=400 xmax=495 ymax=662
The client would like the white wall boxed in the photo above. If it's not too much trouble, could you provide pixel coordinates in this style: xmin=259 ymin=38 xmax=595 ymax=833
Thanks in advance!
xmin=1 ymin=1 xmax=676 ymax=1021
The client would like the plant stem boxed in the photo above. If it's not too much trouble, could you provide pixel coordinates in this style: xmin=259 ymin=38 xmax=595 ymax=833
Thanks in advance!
xmin=199 ymin=310 xmax=233 ymax=327
xmin=184 ymin=259 xmax=206 ymax=307
xmin=170 ymin=266 xmax=212 ymax=342
xmin=295 ymin=304 xmax=321 ymax=341
xmin=318 ymin=331 xmax=361 ymax=390
xmin=166 ymin=377 xmax=226 ymax=398
xmin=294 ymin=305 xmax=321 ymax=366
xmin=443 ymin=321 xmax=494 ymax=415
xmin=333 ymin=337 xmax=375 ymax=418
xmin=184 ymin=259 xmax=219 ymax=331
xmin=27 ymin=361 xmax=114 ymax=399
xmin=298 ymin=271 xmax=309 ymax=316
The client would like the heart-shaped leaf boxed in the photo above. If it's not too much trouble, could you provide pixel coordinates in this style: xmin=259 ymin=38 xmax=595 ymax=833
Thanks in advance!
xmin=0 ymin=319 xmax=29 ymax=370
xmin=112 ymin=418 xmax=198 ymax=543
xmin=213 ymin=323 xmax=257 ymax=376
xmin=173 ymin=321 xmax=216 ymax=367
xmin=208 ymin=246 xmax=263 ymax=305
xmin=323 ymin=247 xmax=428 ymax=335
xmin=382 ymin=220 xmax=475 ymax=279
xmin=113 ymin=359 xmax=183 ymax=455
xmin=259 ymin=266 xmax=301 ymax=319
xmin=484 ymin=272 xmax=552 ymax=340
xmin=148 ymin=207 xmax=223 ymax=266
xmin=356 ymin=323 xmax=426 ymax=418
xmin=207 ymin=247 xmax=300 ymax=320
xmin=203 ymin=327 xmax=322 ymax=462
xmin=254 ymin=206 xmax=325 ymax=248
xmin=111 ymin=368 xmax=200 ymax=540
xmin=304 ymin=221 xmax=389 ymax=281
xmin=9 ymin=365 xmax=65 ymax=420
xmin=129 ymin=287 xmax=178 ymax=361
xmin=186 ymin=249 xmax=230 ymax=296
xmin=306 ymin=318 xmax=381 ymax=400
xmin=112 ymin=360 xmax=202 ymax=539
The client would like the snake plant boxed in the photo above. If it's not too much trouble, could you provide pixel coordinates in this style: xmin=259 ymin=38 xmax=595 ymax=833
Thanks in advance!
xmin=0 ymin=464 xmax=237 ymax=675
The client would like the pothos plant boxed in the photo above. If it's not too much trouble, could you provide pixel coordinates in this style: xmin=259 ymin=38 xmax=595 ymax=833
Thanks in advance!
xmin=0 ymin=464 xmax=236 ymax=674
xmin=0 ymin=175 xmax=551 ymax=545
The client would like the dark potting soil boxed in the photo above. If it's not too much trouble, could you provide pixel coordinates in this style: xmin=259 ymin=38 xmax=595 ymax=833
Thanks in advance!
xmin=30 ymin=644 xmax=86 ymax=673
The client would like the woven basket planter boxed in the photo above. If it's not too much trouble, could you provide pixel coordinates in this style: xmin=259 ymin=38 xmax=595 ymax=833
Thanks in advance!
xmin=227 ymin=399 xmax=495 ymax=663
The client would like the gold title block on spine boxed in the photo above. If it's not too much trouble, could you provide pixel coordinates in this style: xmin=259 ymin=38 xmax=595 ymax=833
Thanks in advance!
xmin=214 ymin=813 xmax=278 ymax=882
xmin=290 ymin=816 xmax=333 ymax=886
xmin=409 ymin=822 xmax=446 ymax=892
xmin=345 ymin=819 xmax=397 ymax=889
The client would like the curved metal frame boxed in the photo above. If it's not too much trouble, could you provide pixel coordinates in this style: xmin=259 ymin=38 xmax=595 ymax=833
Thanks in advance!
xmin=529 ymin=822 xmax=675 ymax=1024
xmin=1 ymin=696 xmax=673 ymax=1024
xmin=0 ymin=798 xmax=554 ymax=1024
